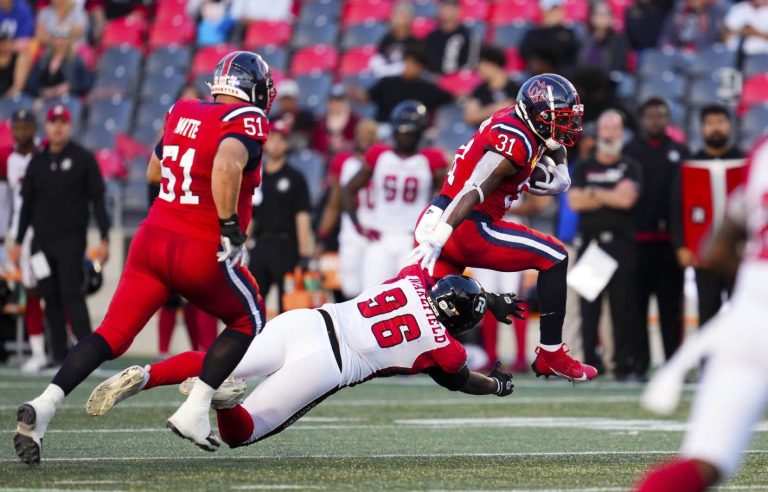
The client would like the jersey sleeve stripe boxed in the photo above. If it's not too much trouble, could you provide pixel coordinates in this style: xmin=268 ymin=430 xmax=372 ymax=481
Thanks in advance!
xmin=221 ymin=261 xmax=265 ymax=335
xmin=222 ymin=106 xmax=267 ymax=122
xmin=479 ymin=222 xmax=566 ymax=262
xmin=492 ymin=124 xmax=533 ymax=162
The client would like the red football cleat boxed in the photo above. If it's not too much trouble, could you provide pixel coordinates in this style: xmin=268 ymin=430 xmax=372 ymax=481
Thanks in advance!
xmin=532 ymin=344 xmax=597 ymax=383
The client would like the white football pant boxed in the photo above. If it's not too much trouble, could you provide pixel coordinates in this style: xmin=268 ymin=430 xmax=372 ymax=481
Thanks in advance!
xmin=361 ymin=232 xmax=412 ymax=288
xmin=338 ymin=231 xmax=368 ymax=299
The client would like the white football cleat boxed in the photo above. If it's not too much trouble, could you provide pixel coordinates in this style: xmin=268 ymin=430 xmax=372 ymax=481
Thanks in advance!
xmin=86 ymin=365 xmax=148 ymax=416
xmin=179 ymin=376 xmax=246 ymax=410
xmin=166 ymin=402 xmax=220 ymax=452
xmin=21 ymin=355 xmax=48 ymax=374
xmin=13 ymin=399 xmax=56 ymax=466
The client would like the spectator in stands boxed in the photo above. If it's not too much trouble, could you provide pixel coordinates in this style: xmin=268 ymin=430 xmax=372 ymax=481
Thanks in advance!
xmin=623 ymin=97 xmax=689 ymax=377
xmin=671 ymin=104 xmax=743 ymax=329
xmin=25 ymin=26 xmax=92 ymax=100
xmin=229 ymin=0 xmax=292 ymax=23
xmin=8 ymin=105 xmax=110 ymax=364
xmin=569 ymin=110 xmax=643 ymax=378
xmin=188 ymin=0 xmax=235 ymax=46
xmin=35 ymin=0 xmax=88 ymax=45
xmin=659 ymin=0 xmax=726 ymax=51
xmin=248 ymin=121 xmax=314 ymax=313
xmin=624 ymin=0 xmax=675 ymax=52
xmin=311 ymin=84 xmax=358 ymax=159
xmin=519 ymin=0 xmax=580 ymax=75
xmin=272 ymin=79 xmax=316 ymax=150
xmin=724 ymin=0 xmax=768 ymax=55
xmin=463 ymin=44 xmax=520 ymax=125
xmin=0 ymin=0 xmax=34 ymax=97
xmin=370 ymin=1 xmax=417 ymax=78
xmin=88 ymin=0 xmax=149 ymax=43
xmin=425 ymin=0 xmax=474 ymax=74
xmin=579 ymin=1 xmax=631 ymax=73
xmin=355 ymin=43 xmax=453 ymax=123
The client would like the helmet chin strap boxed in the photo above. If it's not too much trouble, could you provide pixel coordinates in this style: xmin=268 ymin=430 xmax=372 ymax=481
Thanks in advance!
xmin=515 ymin=103 xmax=562 ymax=150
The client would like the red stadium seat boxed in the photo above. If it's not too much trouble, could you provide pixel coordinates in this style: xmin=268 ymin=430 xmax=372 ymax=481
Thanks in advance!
xmin=504 ymin=48 xmax=525 ymax=72
xmin=608 ymin=0 xmax=631 ymax=31
xmin=243 ymin=21 xmax=292 ymax=49
xmin=438 ymin=70 xmax=482 ymax=97
xmin=343 ymin=0 xmax=393 ymax=24
xmin=460 ymin=0 xmax=490 ymax=22
xmin=95 ymin=148 xmax=126 ymax=180
xmin=339 ymin=45 xmax=376 ymax=77
xmin=191 ymin=44 xmax=237 ymax=78
xmin=101 ymin=16 xmax=147 ymax=49
xmin=0 ymin=120 xmax=12 ymax=148
xmin=271 ymin=68 xmax=285 ymax=87
xmin=148 ymin=15 xmax=195 ymax=49
xmin=562 ymin=0 xmax=588 ymax=23
xmin=291 ymin=45 xmax=339 ymax=75
xmin=491 ymin=0 xmax=539 ymax=24
xmin=412 ymin=17 xmax=438 ymax=38
xmin=742 ymin=74 xmax=768 ymax=109
xmin=155 ymin=0 xmax=188 ymax=24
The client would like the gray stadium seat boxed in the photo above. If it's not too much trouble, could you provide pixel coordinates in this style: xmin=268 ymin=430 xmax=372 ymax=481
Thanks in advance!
xmin=342 ymin=22 xmax=387 ymax=50
xmin=466 ymin=21 xmax=487 ymax=43
xmin=91 ymin=45 xmax=142 ymax=99
xmin=87 ymin=96 xmax=134 ymax=135
xmin=743 ymin=54 xmax=768 ymax=78
xmin=741 ymin=105 xmax=768 ymax=149
xmin=492 ymin=22 xmax=530 ymax=47
xmin=292 ymin=17 xmax=339 ymax=49
xmin=682 ymin=46 xmax=736 ymax=78
xmin=0 ymin=94 xmax=33 ymax=120
xmin=299 ymin=0 xmax=342 ymax=22
xmin=260 ymin=46 xmax=289 ymax=72
xmin=434 ymin=104 xmax=464 ymax=131
xmin=435 ymin=125 xmax=474 ymax=153
xmin=81 ymin=125 xmax=116 ymax=150
xmin=140 ymin=69 xmax=186 ymax=105
xmin=288 ymin=149 xmax=327 ymax=206
xmin=688 ymin=76 xmax=731 ymax=108
xmin=412 ymin=0 xmax=438 ymax=18
xmin=295 ymin=74 xmax=333 ymax=116
xmin=132 ymin=101 xmax=168 ymax=145
xmin=636 ymin=49 xmax=680 ymax=80
xmin=637 ymin=71 xmax=686 ymax=103
xmin=145 ymin=45 xmax=192 ymax=73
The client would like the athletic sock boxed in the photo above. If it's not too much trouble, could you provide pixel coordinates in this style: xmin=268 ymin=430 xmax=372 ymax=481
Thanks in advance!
xmin=200 ymin=329 xmax=254 ymax=389
xmin=36 ymin=384 xmax=65 ymax=408
xmin=635 ymin=458 xmax=710 ymax=492
xmin=51 ymin=334 xmax=113 ymax=395
xmin=186 ymin=379 xmax=216 ymax=408
xmin=537 ymin=258 xmax=568 ymax=345
xmin=28 ymin=334 xmax=45 ymax=359
xmin=143 ymin=351 xmax=206 ymax=390
xmin=513 ymin=304 xmax=527 ymax=366
xmin=216 ymin=404 xmax=255 ymax=447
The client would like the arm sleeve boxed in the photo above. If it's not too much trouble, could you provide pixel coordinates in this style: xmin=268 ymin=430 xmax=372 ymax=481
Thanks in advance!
xmin=85 ymin=150 xmax=111 ymax=240
xmin=16 ymin=159 xmax=35 ymax=244
xmin=426 ymin=364 xmax=470 ymax=391
xmin=364 ymin=143 xmax=390 ymax=170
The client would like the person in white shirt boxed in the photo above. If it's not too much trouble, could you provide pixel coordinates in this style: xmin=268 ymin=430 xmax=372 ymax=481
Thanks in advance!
xmin=724 ymin=0 xmax=768 ymax=55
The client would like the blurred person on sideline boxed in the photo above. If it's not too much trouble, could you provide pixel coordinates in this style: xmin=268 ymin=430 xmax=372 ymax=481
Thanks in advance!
xmin=271 ymin=79 xmax=315 ymax=150
xmin=248 ymin=120 xmax=314 ymax=312
xmin=623 ymin=97 xmax=689 ymax=376
xmin=8 ymin=105 xmax=110 ymax=364
xmin=463 ymin=44 xmax=520 ymax=126
xmin=2 ymin=109 xmax=47 ymax=372
xmin=310 ymin=84 xmax=358 ymax=158
xmin=671 ymin=104 xmax=744 ymax=329
xmin=316 ymin=118 xmax=378 ymax=300
xmin=568 ymin=110 xmax=643 ymax=378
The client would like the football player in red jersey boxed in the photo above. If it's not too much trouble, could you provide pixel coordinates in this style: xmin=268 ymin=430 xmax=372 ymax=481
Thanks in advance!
xmin=87 ymin=267 xmax=522 ymax=448
xmin=408 ymin=73 xmax=598 ymax=383
xmin=13 ymin=51 xmax=276 ymax=465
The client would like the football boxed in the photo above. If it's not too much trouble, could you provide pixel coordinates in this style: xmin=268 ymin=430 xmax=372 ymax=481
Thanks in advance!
xmin=530 ymin=155 xmax=556 ymax=187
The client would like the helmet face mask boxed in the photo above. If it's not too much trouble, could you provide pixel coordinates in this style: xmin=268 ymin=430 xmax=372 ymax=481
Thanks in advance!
xmin=428 ymin=275 xmax=487 ymax=336
xmin=516 ymin=73 xmax=584 ymax=147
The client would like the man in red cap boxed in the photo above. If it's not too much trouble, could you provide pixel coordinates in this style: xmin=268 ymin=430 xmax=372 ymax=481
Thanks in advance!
xmin=8 ymin=104 xmax=110 ymax=366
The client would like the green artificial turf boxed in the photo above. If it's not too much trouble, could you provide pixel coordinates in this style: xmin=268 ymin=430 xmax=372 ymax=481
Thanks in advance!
xmin=1 ymin=358 xmax=767 ymax=491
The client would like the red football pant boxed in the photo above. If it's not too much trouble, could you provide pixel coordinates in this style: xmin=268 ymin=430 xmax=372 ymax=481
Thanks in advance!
xmin=424 ymin=215 xmax=568 ymax=278
xmin=95 ymin=224 xmax=264 ymax=357
xmin=25 ymin=294 xmax=44 ymax=336
xmin=158 ymin=303 xmax=218 ymax=353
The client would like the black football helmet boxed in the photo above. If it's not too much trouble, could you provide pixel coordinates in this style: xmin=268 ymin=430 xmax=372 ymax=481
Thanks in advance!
xmin=82 ymin=259 xmax=103 ymax=296
xmin=209 ymin=51 xmax=277 ymax=114
xmin=515 ymin=73 xmax=584 ymax=147
xmin=428 ymin=275 xmax=487 ymax=336
xmin=390 ymin=99 xmax=428 ymax=153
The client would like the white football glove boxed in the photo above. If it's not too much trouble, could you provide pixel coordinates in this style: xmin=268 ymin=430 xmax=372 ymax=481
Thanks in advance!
xmin=414 ymin=205 xmax=444 ymax=244
xmin=406 ymin=222 xmax=453 ymax=276
xmin=527 ymin=163 xmax=571 ymax=196
xmin=217 ymin=237 xmax=249 ymax=267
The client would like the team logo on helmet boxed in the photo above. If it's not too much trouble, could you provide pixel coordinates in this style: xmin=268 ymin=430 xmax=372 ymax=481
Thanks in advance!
xmin=527 ymin=79 xmax=550 ymax=104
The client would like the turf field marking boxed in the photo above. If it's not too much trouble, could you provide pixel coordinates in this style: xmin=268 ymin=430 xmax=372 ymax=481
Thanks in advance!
xmin=231 ymin=486 xmax=325 ymax=490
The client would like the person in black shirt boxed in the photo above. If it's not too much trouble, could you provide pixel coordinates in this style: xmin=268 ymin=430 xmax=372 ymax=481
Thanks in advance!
xmin=463 ymin=44 xmax=520 ymax=125
xmin=0 ymin=28 xmax=19 ymax=96
xmin=371 ymin=2 xmax=417 ymax=78
xmin=425 ymin=0 xmax=474 ymax=74
xmin=8 ymin=105 xmax=110 ymax=363
xmin=359 ymin=43 xmax=453 ymax=123
xmin=671 ymin=104 xmax=744 ymax=329
xmin=24 ymin=27 xmax=92 ymax=100
xmin=519 ymin=0 xmax=581 ymax=74
xmin=248 ymin=120 xmax=315 ymax=312
xmin=569 ymin=110 xmax=643 ymax=378
xmin=623 ymin=97 xmax=689 ymax=376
